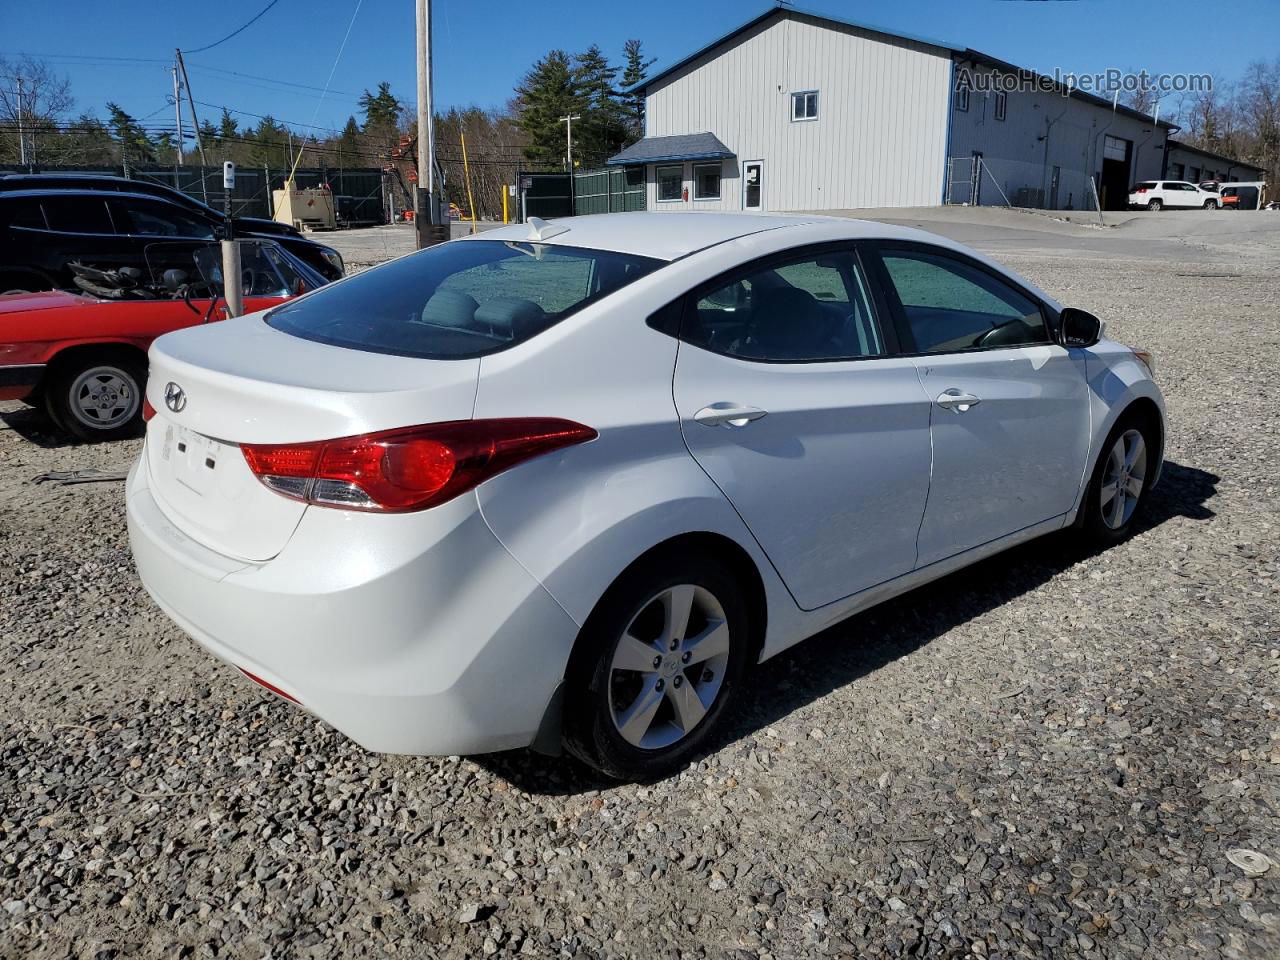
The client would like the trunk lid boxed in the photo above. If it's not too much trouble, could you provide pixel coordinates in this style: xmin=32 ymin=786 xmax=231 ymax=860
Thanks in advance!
xmin=144 ymin=312 xmax=480 ymax=562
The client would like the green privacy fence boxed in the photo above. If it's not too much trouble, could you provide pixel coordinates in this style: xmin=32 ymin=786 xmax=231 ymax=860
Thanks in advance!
xmin=572 ymin=166 xmax=646 ymax=215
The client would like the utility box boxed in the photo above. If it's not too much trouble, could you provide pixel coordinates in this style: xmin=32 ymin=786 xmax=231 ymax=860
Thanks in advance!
xmin=272 ymin=182 xmax=337 ymax=231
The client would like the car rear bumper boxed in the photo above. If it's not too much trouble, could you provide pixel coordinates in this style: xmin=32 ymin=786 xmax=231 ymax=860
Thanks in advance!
xmin=125 ymin=454 xmax=580 ymax=756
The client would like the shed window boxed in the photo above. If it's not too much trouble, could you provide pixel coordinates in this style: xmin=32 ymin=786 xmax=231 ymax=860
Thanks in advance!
xmin=693 ymin=162 xmax=722 ymax=200
xmin=656 ymin=165 xmax=683 ymax=202
xmin=791 ymin=91 xmax=818 ymax=121
xmin=995 ymin=92 xmax=1007 ymax=121
xmin=954 ymin=86 xmax=969 ymax=112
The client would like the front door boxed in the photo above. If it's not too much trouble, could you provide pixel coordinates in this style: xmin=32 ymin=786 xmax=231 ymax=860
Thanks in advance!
xmin=743 ymin=161 xmax=764 ymax=210
xmin=869 ymin=242 xmax=1091 ymax=566
xmin=672 ymin=244 xmax=932 ymax=610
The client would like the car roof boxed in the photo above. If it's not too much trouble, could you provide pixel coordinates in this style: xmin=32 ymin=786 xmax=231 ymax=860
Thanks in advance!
xmin=0 ymin=187 xmax=188 ymax=204
xmin=462 ymin=212 xmax=937 ymax=261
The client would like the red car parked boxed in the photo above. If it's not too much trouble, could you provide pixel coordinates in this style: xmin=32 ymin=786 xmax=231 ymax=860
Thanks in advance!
xmin=0 ymin=241 xmax=325 ymax=440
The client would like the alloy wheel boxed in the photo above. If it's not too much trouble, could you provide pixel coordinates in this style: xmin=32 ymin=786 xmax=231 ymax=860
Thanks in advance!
xmin=1100 ymin=429 xmax=1147 ymax=529
xmin=607 ymin=584 xmax=731 ymax=750
xmin=70 ymin=366 xmax=139 ymax=431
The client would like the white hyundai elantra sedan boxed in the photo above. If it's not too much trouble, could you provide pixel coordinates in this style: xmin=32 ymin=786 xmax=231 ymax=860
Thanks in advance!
xmin=126 ymin=212 xmax=1165 ymax=780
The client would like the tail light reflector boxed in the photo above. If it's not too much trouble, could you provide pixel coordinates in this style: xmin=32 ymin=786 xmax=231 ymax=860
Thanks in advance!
xmin=142 ymin=395 xmax=157 ymax=422
xmin=238 ymin=668 xmax=300 ymax=704
xmin=241 ymin=418 xmax=597 ymax=513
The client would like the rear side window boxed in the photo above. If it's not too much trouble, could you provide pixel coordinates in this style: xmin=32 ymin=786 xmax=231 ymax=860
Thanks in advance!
xmin=1134 ymin=182 xmax=1157 ymax=190
xmin=118 ymin=200 xmax=216 ymax=239
xmin=41 ymin=197 xmax=115 ymax=234
xmin=266 ymin=240 xmax=662 ymax=359
xmin=684 ymin=250 xmax=883 ymax=362
xmin=878 ymin=249 xmax=1048 ymax=353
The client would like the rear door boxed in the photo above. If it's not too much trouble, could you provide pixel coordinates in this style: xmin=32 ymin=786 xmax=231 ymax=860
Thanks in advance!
xmin=867 ymin=242 xmax=1091 ymax=567
xmin=671 ymin=244 xmax=933 ymax=610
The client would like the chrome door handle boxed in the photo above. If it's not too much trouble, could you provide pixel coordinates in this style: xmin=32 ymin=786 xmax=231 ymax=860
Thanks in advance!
xmin=693 ymin=403 xmax=768 ymax=428
xmin=936 ymin=389 xmax=982 ymax=412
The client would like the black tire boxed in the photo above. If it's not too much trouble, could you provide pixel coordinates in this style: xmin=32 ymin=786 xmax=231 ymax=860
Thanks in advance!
xmin=1147 ymin=198 xmax=1163 ymax=211
xmin=46 ymin=354 xmax=146 ymax=442
xmin=562 ymin=549 xmax=752 ymax=781
xmin=1204 ymin=200 xmax=1218 ymax=210
xmin=1076 ymin=415 xmax=1156 ymax=546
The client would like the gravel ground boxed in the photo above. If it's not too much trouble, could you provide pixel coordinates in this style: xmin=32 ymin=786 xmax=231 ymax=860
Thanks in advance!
xmin=1 ymin=213 xmax=1277 ymax=959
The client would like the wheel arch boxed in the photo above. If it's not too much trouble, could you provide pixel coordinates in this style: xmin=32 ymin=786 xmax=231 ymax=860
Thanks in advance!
xmin=46 ymin=340 xmax=150 ymax=377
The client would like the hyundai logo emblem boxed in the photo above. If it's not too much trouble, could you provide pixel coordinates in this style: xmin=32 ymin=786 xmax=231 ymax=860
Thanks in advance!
xmin=164 ymin=381 xmax=187 ymax=413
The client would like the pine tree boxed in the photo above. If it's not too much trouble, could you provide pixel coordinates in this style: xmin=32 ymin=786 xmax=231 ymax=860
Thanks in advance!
xmin=620 ymin=39 xmax=655 ymax=143
xmin=514 ymin=50 xmax=583 ymax=167
xmin=106 ymin=102 xmax=155 ymax=162
xmin=218 ymin=108 xmax=239 ymax=143
xmin=360 ymin=82 xmax=403 ymax=130
xmin=335 ymin=116 xmax=364 ymax=164
xmin=573 ymin=45 xmax=627 ymax=166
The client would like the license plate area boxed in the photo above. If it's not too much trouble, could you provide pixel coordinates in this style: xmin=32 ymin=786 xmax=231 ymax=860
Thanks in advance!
xmin=166 ymin=423 xmax=227 ymax=498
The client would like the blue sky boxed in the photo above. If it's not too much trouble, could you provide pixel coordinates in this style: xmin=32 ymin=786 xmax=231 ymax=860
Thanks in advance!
xmin=4 ymin=0 xmax=1277 ymax=139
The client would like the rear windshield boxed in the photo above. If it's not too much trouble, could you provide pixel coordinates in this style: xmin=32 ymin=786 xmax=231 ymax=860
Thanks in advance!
xmin=265 ymin=239 xmax=663 ymax=359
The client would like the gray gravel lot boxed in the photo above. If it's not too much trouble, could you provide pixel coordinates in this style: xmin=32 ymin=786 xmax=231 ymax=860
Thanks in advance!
xmin=1 ymin=210 xmax=1277 ymax=959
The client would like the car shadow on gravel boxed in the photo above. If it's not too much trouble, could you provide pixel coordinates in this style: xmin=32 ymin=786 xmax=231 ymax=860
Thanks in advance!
xmin=427 ymin=459 xmax=1209 ymax=795
xmin=0 ymin=404 xmax=80 ymax=448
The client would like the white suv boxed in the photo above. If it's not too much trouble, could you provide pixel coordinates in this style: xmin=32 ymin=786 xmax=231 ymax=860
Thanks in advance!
xmin=1129 ymin=180 xmax=1219 ymax=210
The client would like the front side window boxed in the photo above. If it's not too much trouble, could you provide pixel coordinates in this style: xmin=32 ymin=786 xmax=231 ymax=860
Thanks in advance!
xmin=693 ymin=162 xmax=721 ymax=200
xmin=791 ymin=91 xmax=819 ymax=121
xmin=656 ymin=165 xmax=683 ymax=202
xmin=683 ymin=249 xmax=882 ymax=362
xmin=878 ymin=248 xmax=1048 ymax=353
xmin=267 ymin=240 xmax=661 ymax=360
xmin=41 ymin=197 xmax=114 ymax=235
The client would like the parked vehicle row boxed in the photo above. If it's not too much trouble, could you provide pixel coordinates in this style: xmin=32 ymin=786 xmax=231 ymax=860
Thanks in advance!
xmin=0 ymin=173 xmax=344 ymax=293
xmin=125 ymin=212 xmax=1166 ymax=779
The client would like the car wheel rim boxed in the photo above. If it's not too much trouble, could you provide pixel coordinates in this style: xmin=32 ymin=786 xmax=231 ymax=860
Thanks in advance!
xmin=1100 ymin=429 xmax=1147 ymax=530
xmin=70 ymin=367 xmax=139 ymax=430
xmin=607 ymin=584 xmax=731 ymax=751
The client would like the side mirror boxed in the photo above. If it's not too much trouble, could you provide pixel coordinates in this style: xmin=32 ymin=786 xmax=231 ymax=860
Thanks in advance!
xmin=1059 ymin=307 xmax=1102 ymax=348
xmin=293 ymin=277 xmax=307 ymax=297
xmin=162 ymin=268 xmax=189 ymax=293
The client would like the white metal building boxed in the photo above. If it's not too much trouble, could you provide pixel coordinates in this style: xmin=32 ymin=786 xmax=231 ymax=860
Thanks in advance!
xmin=610 ymin=6 xmax=1180 ymax=212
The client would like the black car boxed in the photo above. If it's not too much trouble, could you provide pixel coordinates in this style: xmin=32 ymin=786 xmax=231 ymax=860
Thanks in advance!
xmin=0 ymin=177 xmax=344 ymax=292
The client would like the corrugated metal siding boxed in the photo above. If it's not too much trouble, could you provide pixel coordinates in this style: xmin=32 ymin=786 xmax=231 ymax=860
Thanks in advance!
xmin=947 ymin=65 xmax=1168 ymax=209
xmin=642 ymin=13 xmax=952 ymax=211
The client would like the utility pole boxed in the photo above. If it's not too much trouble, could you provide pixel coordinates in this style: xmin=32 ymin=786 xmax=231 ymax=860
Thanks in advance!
xmin=559 ymin=113 xmax=581 ymax=171
xmin=175 ymin=49 xmax=210 ymax=203
xmin=15 ymin=77 xmax=26 ymax=167
xmin=414 ymin=0 xmax=440 ymax=248
xmin=172 ymin=65 xmax=185 ymax=168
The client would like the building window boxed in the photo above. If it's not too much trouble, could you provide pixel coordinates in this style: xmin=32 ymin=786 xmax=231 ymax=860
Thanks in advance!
xmin=656 ymin=165 xmax=683 ymax=202
xmin=693 ymin=162 xmax=722 ymax=200
xmin=791 ymin=90 xmax=818 ymax=122
xmin=954 ymin=85 xmax=969 ymax=112
xmin=995 ymin=91 xmax=1007 ymax=121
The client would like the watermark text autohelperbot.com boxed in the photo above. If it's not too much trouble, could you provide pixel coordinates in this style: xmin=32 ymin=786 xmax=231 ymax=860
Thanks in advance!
xmin=957 ymin=67 xmax=1212 ymax=97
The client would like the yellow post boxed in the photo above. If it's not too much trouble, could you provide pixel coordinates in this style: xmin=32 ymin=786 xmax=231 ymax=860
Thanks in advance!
xmin=460 ymin=131 xmax=478 ymax=235
xmin=502 ymin=184 xmax=509 ymax=224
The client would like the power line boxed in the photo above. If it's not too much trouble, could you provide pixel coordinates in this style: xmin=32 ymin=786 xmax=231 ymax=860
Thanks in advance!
xmin=182 ymin=0 xmax=283 ymax=55
xmin=184 ymin=62 xmax=357 ymax=98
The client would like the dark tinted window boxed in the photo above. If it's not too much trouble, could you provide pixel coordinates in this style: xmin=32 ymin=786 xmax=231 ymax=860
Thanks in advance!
xmin=684 ymin=250 xmax=883 ymax=361
xmin=119 ymin=199 xmax=215 ymax=239
xmin=5 ymin=199 xmax=46 ymax=229
xmin=41 ymin=197 xmax=115 ymax=234
xmin=1134 ymin=181 xmax=1157 ymax=190
xmin=267 ymin=240 xmax=661 ymax=359
xmin=880 ymin=249 xmax=1048 ymax=353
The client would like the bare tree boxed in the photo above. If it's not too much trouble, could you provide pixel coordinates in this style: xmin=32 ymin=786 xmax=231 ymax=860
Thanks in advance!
xmin=0 ymin=56 xmax=74 ymax=163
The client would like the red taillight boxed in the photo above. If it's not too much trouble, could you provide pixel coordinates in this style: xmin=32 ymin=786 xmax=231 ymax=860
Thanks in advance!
xmin=1135 ymin=188 xmax=1148 ymax=193
xmin=240 ymin=418 xmax=597 ymax=512
xmin=142 ymin=396 xmax=157 ymax=422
